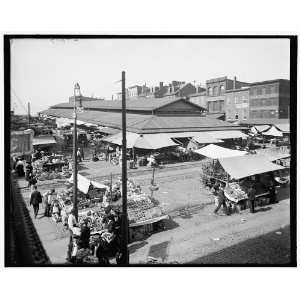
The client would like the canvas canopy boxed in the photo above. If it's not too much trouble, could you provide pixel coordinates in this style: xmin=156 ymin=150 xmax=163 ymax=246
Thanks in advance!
xmin=192 ymin=132 xmax=223 ymax=144
xmin=103 ymin=131 xmax=177 ymax=149
xmin=275 ymin=123 xmax=289 ymax=133
xmin=68 ymin=174 xmax=107 ymax=194
xmin=218 ymin=155 xmax=284 ymax=180
xmin=262 ymin=126 xmax=283 ymax=137
xmin=193 ymin=144 xmax=247 ymax=159
xmin=255 ymin=125 xmax=270 ymax=133
xmin=32 ymin=136 xmax=57 ymax=146
xmin=134 ymin=134 xmax=177 ymax=149
xmin=205 ymin=130 xmax=248 ymax=139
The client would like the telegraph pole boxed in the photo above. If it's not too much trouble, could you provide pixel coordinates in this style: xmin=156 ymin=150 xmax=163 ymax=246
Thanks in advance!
xmin=28 ymin=102 xmax=31 ymax=128
xmin=121 ymin=71 xmax=129 ymax=265
xmin=73 ymin=83 xmax=81 ymax=222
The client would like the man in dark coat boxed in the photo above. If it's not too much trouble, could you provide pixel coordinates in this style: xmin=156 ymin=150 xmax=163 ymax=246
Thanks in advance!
xmin=30 ymin=185 xmax=42 ymax=218
xmin=269 ymin=182 xmax=277 ymax=204
xmin=247 ymin=184 xmax=256 ymax=213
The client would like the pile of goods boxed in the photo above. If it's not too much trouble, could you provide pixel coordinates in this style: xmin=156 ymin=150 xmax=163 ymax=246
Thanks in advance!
xmin=32 ymin=155 xmax=70 ymax=181
xmin=201 ymin=160 xmax=227 ymax=182
xmin=224 ymin=182 xmax=248 ymax=202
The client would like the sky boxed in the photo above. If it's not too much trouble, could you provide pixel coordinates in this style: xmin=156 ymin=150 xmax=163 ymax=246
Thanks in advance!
xmin=10 ymin=38 xmax=290 ymax=115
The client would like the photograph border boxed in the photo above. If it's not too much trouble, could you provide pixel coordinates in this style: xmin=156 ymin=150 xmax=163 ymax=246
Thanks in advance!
xmin=4 ymin=34 xmax=297 ymax=267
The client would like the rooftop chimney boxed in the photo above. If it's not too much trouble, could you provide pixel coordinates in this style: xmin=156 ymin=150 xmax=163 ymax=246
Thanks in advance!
xmin=233 ymin=76 xmax=237 ymax=89
xmin=159 ymin=82 xmax=163 ymax=90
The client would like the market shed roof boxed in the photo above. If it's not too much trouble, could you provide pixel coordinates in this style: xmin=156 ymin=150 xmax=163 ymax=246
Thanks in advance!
xmin=51 ymin=97 xmax=206 ymax=113
xmin=41 ymin=108 xmax=243 ymax=134
xmin=218 ymin=155 xmax=284 ymax=179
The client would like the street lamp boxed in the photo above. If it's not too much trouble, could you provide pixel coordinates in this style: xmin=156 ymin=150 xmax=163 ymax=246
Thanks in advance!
xmin=73 ymin=82 xmax=82 ymax=221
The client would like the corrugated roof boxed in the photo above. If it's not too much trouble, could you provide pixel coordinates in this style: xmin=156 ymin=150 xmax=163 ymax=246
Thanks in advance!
xmin=51 ymin=97 xmax=197 ymax=112
xmin=239 ymin=119 xmax=289 ymax=126
xmin=41 ymin=108 xmax=243 ymax=134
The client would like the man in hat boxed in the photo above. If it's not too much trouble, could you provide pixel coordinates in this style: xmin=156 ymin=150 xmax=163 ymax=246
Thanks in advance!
xmin=30 ymin=185 xmax=42 ymax=219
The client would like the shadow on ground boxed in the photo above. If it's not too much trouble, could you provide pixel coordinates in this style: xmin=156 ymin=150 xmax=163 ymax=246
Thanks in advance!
xmin=187 ymin=225 xmax=292 ymax=265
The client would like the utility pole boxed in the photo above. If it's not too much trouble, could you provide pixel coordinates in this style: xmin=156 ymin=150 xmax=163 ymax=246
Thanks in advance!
xmin=121 ymin=71 xmax=129 ymax=265
xmin=28 ymin=102 xmax=31 ymax=128
xmin=73 ymin=83 xmax=81 ymax=222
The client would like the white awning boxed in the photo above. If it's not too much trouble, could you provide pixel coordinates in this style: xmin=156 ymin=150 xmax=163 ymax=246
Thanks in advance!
xmin=255 ymin=125 xmax=270 ymax=133
xmin=193 ymin=132 xmax=223 ymax=144
xmin=219 ymin=155 xmax=284 ymax=179
xmin=134 ymin=134 xmax=178 ymax=149
xmin=275 ymin=123 xmax=289 ymax=133
xmin=68 ymin=173 xmax=91 ymax=194
xmin=103 ymin=132 xmax=177 ymax=149
xmin=193 ymin=144 xmax=247 ymax=159
xmin=204 ymin=130 xmax=248 ymax=139
xmin=262 ymin=126 xmax=283 ymax=137
xmin=32 ymin=136 xmax=56 ymax=146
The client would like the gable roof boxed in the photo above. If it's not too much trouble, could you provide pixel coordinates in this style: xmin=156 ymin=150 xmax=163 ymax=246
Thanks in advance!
xmin=41 ymin=108 xmax=243 ymax=134
xmin=51 ymin=97 xmax=206 ymax=114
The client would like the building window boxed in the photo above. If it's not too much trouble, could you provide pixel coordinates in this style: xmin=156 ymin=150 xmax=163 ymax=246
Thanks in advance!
xmin=243 ymin=109 xmax=247 ymax=119
xmin=213 ymin=86 xmax=218 ymax=96
xmin=208 ymin=87 xmax=212 ymax=96
xmin=220 ymin=85 xmax=225 ymax=95
xmin=234 ymin=96 xmax=238 ymax=104
xmin=235 ymin=114 xmax=239 ymax=120
xmin=256 ymin=87 xmax=262 ymax=95
xmin=262 ymin=87 xmax=266 ymax=94
xmin=266 ymin=86 xmax=271 ymax=94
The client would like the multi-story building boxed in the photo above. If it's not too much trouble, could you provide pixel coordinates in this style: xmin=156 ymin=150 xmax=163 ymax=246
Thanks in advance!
xmin=248 ymin=79 xmax=290 ymax=120
xmin=225 ymin=79 xmax=290 ymax=123
xmin=206 ymin=76 xmax=249 ymax=115
xmin=225 ymin=87 xmax=250 ymax=122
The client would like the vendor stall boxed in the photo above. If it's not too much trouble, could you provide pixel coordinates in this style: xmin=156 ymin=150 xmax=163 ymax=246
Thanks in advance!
xmin=218 ymin=155 xmax=285 ymax=211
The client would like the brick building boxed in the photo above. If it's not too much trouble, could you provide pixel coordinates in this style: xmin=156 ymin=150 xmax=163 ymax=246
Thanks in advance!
xmin=248 ymin=79 xmax=290 ymax=119
xmin=225 ymin=87 xmax=250 ymax=122
xmin=225 ymin=79 xmax=290 ymax=123
xmin=206 ymin=76 xmax=249 ymax=115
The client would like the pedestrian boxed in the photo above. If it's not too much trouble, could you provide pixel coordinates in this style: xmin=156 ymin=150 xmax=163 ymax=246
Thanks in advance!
xmin=30 ymin=185 xmax=42 ymax=219
xmin=80 ymin=148 xmax=84 ymax=160
xmin=28 ymin=175 xmax=37 ymax=188
xmin=78 ymin=219 xmax=90 ymax=249
xmin=269 ymin=182 xmax=277 ymax=204
xmin=247 ymin=184 xmax=256 ymax=213
xmin=15 ymin=158 xmax=25 ymax=177
xmin=214 ymin=184 xmax=229 ymax=215
xmin=45 ymin=189 xmax=55 ymax=217
xmin=77 ymin=148 xmax=82 ymax=162
xmin=67 ymin=209 xmax=78 ymax=262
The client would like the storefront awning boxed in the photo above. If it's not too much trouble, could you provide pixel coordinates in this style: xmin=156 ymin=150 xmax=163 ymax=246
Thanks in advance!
xmin=193 ymin=144 xmax=247 ymax=159
xmin=262 ymin=126 xmax=283 ymax=137
xmin=204 ymin=130 xmax=248 ymax=139
xmin=32 ymin=136 xmax=57 ymax=146
xmin=218 ymin=155 xmax=284 ymax=179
